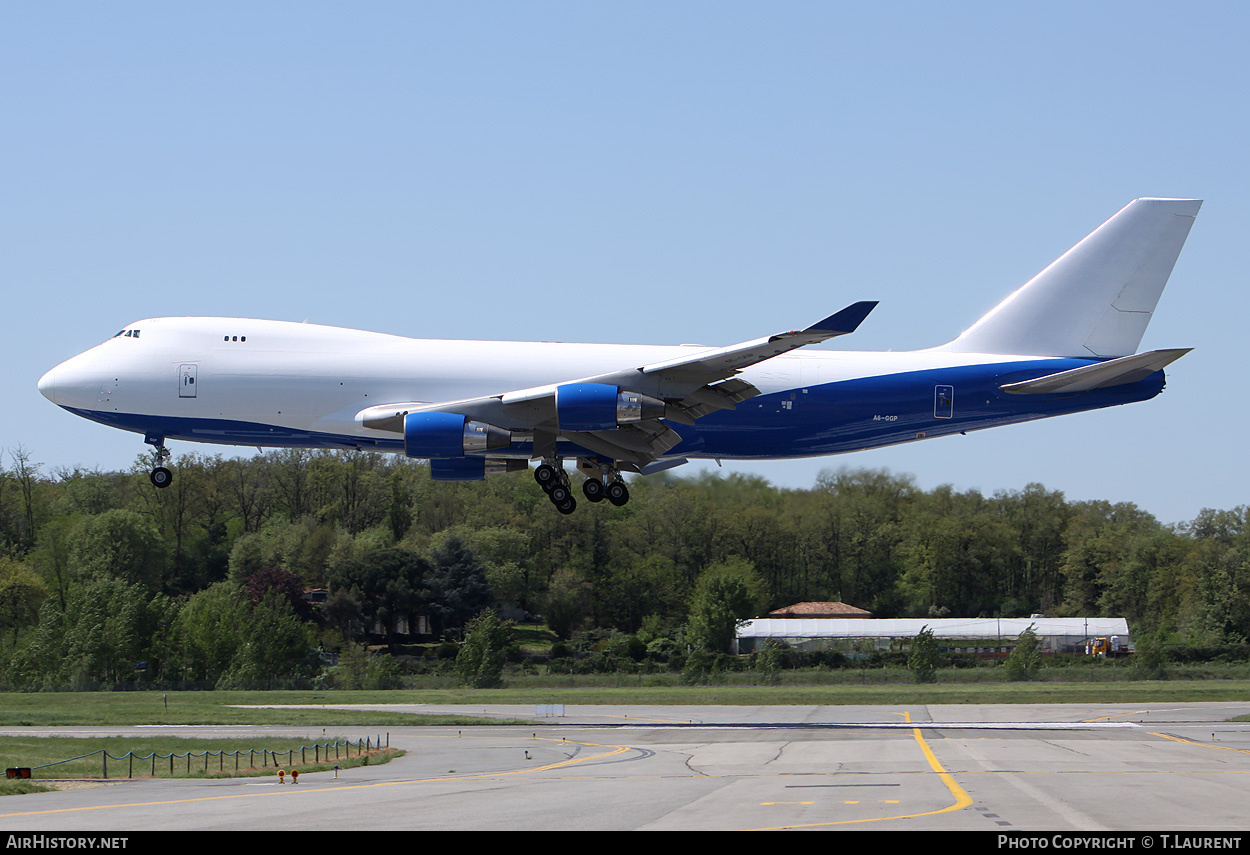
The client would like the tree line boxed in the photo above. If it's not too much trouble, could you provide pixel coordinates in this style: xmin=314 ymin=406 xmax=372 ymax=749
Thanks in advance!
xmin=0 ymin=446 xmax=1247 ymax=688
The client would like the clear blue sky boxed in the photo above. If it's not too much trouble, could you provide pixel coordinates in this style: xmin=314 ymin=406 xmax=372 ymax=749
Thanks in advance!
xmin=4 ymin=2 xmax=1245 ymax=524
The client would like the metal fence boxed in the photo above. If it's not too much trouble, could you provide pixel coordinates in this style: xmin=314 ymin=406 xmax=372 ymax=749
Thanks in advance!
xmin=29 ymin=736 xmax=389 ymax=780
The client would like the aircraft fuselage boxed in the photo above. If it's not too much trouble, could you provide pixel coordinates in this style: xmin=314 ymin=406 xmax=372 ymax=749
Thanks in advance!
xmin=38 ymin=316 xmax=1161 ymax=462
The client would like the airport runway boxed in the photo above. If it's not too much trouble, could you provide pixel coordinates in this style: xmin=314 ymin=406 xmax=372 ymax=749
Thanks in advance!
xmin=2 ymin=703 xmax=1249 ymax=831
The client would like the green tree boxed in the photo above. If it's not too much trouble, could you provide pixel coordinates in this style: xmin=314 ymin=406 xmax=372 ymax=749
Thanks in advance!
xmin=218 ymin=590 xmax=317 ymax=688
xmin=425 ymin=535 xmax=494 ymax=638
xmin=543 ymin=567 xmax=592 ymax=640
xmin=170 ymin=582 xmax=248 ymax=684
xmin=685 ymin=559 xmax=764 ymax=654
xmin=68 ymin=509 xmax=167 ymax=591
xmin=455 ymin=609 xmax=512 ymax=688
xmin=0 ymin=557 xmax=46 ymax=646
xmin=10 ymin=577 xmax=155 ymax=688
xmin=327 ymin=547 xmax=428 ymax=647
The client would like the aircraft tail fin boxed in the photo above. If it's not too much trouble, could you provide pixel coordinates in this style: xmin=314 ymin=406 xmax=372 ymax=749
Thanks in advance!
xmin=938 ymin=198 xmax=1201 ymax=358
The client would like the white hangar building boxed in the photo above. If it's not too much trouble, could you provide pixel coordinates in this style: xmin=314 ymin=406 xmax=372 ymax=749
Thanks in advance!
xmin=735 ymin=617 xmax=1130 ymax=655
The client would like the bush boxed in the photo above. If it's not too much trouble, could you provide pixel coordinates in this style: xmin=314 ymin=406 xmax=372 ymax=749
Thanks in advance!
xmin=1003 ymin=625 xmax=1041 ymax=682
xmin=908 ymin=626 xmax=939 ymax=684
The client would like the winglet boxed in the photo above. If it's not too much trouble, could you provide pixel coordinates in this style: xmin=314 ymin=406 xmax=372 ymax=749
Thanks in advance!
xmin=805 ymin=301 xmax=878 ymax=335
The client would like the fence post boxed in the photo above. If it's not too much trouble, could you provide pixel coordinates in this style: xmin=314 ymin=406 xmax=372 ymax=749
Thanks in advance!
xmin=102 ymin=751 xmax=107 ymax=780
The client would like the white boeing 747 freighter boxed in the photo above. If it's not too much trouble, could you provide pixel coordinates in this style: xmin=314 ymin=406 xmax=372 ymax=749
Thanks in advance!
xmin=39 ymin=198 xmax=1201 ymax=513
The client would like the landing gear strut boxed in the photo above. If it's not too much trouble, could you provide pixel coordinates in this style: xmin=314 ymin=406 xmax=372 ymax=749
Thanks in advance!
xmin=145 ymin=435 xmax=173 ymax=489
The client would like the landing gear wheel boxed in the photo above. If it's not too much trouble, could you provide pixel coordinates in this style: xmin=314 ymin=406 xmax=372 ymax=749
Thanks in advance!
xmin=534 ymin=464 xmax=558 ymax=493
xmin=582 ymin=478 xmax=605 ymax=503
xmin=150 ymin=467 xmax=173 ymax=489
xmin=549 ymin=484 xmax=571 ymax=504
xmin=606 ymin=481 xmax=629 ymax=507
xmin=555 ymin=496 xmax=577 ymax=515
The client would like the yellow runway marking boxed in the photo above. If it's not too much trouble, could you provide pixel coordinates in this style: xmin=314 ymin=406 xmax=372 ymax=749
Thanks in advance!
xmin=752 ymin=711 xmax=974 ymax=830
xmin=1084 ymin=709 xmax=1153 ymax=722
xmin=0 ymin=735 xmax=632 ymax=820
xmin=1151 ymin=732 xmax=1250 ymax=756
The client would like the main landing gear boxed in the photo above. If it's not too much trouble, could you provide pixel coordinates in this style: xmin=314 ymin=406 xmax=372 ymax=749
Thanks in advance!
xmin=534 ymin=461 xmax=577 ymax=514
xmin=534 ymin=459 xmax=629 ymax=514
xmin=145 ymin=435 xmax=173 ymax=489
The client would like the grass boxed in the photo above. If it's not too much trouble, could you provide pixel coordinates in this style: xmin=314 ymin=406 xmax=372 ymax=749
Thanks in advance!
xmin=0 ymin=678 xmax=1248 ymax=727
xmin=0 ymin=779 xmax=55 ymax=795
xmin=0 ymin=735 xmax=397 ymax=782
xmin=0 ymin=690 xmax=534 ymax=727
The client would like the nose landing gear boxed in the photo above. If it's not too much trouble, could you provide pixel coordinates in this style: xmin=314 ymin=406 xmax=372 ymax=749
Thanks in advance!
xmin=145 ymin=434 xmax=173 ymax=489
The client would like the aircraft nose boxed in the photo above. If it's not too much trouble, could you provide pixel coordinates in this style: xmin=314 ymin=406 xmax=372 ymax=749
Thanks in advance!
xmin=38 ymin=352 xmax=106 ymax=409
xmin=37 ymin=366 xmax=58 ymax=402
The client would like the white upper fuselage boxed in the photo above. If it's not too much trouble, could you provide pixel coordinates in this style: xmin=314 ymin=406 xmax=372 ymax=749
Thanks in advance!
xmin=39 ymin=316 xmax=1037 ymax=452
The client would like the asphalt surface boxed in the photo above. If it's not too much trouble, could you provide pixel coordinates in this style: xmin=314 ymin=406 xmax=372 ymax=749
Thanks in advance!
xmin=2 ymin=703 xmax=1249 ymax=831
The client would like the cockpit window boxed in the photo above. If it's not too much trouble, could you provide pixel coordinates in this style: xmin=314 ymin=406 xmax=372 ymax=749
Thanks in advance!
xmin=112 ymin=329 xmax=141 ymax=340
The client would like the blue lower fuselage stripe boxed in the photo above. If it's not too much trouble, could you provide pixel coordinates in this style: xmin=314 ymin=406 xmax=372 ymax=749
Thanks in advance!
xmin=65 ymin=359 xmax=1165 ymax=461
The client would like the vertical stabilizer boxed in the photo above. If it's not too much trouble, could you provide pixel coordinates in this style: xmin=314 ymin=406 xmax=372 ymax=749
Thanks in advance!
xmin=938 ymin=198 xmax=1201 ymax=357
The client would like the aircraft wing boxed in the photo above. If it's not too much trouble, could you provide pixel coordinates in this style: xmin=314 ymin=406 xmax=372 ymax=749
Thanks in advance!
xmin=356 ymin=301 xmax=876 ymax=465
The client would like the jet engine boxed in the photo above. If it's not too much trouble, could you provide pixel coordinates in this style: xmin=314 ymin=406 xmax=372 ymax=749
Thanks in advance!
xmin=555 ymin=383 xmax=666 ymax=431
xmin=403 ymin=412 xmax=512 ymax=458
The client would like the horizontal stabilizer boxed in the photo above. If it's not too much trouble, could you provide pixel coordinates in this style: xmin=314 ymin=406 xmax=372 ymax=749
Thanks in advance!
xmin=1000 ymin=348 xmax=1191 ymax=395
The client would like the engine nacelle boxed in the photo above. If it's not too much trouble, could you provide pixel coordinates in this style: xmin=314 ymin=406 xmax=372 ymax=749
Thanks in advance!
xmin=556 ymin=383 xmax=665 ymax=431
xmin=404 ymin=412 xmax=512 ymax=458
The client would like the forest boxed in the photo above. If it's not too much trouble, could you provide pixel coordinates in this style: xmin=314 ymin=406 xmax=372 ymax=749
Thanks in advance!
xmin=0 ymin=445 xmax=1248 ymax=690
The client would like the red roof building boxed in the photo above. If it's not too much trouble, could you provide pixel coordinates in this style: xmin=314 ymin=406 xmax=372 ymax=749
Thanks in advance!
xmin=767 ymin=601 xmax=872 ymax=619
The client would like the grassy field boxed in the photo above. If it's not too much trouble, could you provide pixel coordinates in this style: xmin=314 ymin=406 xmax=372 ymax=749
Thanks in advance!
xmin=0 ymin=734 xmax=399 ymax=792
xmin=1 ymin=735 xmax=395 ymax=778
xmin=0 ymin=679 xmax=1248 ymax=727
